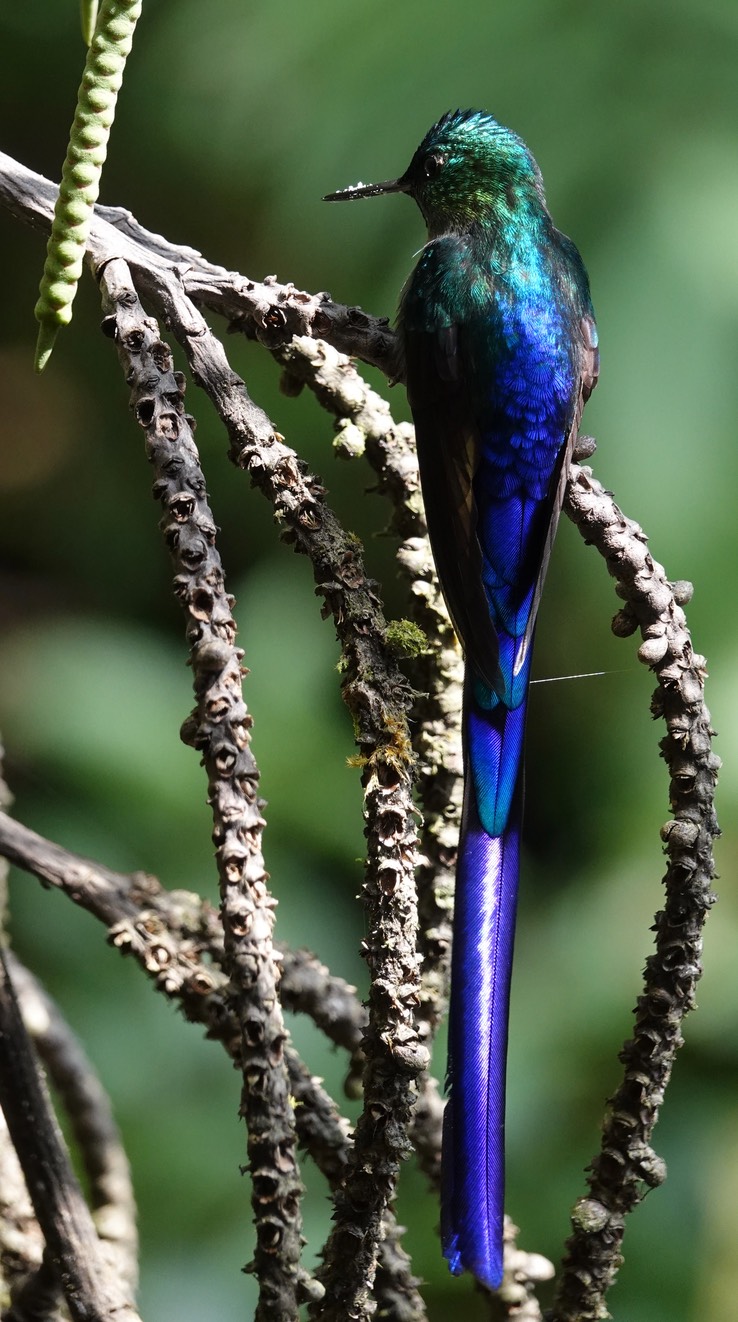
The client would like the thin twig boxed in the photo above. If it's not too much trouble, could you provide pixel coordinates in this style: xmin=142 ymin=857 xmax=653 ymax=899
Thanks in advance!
xmin=7 ymin=952 xmax=138 ymax=1293
xmin=287 ymin=1047 xmax=352 ymax=1191
xmin=373 ymin=1212 xmax=426 ymax=1322
xmin=0 ymin=948 xmax=141 ymax=1322
xmin=548 ymin=451 xmax=720 ymax=1320
xmin=0 ymin=737 xmax=12 ymax=939
xmin=278 ymin=946 xmax=364 ymax=1056
xmin=0 ymin=1105 xmax=50 ymax=1319
xmin=487 ymin=1229 xmax=556 ymax=1322
xmin=0 ymin=811 xmax=235 ymax=1042
xmin=0 ymin=744 xmax=53 ymax=1316
xmin=0 ymin=802 xmax=363 ymax=1058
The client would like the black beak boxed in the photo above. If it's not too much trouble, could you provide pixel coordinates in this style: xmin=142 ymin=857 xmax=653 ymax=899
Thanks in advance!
xmin=323 ymin=176 xmax=407 ymax=202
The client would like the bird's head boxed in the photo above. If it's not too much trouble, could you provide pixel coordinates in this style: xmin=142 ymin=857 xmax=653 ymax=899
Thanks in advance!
xmin=325 ymin=109 xmax=546 ymax=237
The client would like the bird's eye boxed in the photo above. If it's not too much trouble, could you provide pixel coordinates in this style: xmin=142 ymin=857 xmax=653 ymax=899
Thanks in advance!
xmin=423 ymin=152 xmax=447 ymax=179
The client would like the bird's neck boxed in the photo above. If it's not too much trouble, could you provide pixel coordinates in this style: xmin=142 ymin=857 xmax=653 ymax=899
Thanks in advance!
xmin=424 ymin=175 xmax=549 ymax=244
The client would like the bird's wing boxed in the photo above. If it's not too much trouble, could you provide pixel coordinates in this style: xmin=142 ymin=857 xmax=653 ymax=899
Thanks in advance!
xmin=404 ymin=322 xmax=503 ymax=694
xmin=516 ymin=312 xmax=600 ymax=674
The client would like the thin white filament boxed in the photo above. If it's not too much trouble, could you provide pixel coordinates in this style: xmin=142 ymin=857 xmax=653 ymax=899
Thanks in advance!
xmin=530 ymin=669 xmax=631 ymax=685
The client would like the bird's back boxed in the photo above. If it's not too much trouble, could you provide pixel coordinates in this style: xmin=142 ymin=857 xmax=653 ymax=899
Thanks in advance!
xmin=400 ymin=224 xmax=592 ymax=716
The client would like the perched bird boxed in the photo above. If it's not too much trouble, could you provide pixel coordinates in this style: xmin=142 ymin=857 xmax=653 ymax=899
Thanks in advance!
xmin=325 ymin=109 xmax=598 ymax=1290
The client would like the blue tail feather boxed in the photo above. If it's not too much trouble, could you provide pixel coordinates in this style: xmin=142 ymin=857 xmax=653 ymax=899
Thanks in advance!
xmin=442 ymin=678 xmax=527 ymax=1290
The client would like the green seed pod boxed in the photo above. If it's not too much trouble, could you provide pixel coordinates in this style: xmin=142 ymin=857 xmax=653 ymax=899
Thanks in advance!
xmin=34 ymin=0 xmax=142 ymax=372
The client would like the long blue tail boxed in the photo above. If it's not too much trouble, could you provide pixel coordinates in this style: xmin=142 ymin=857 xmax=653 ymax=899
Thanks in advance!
xmin=441 ymin=674 xmax=527 ymax=1290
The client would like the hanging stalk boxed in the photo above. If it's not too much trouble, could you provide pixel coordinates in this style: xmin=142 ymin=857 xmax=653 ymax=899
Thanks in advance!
xmin=34 ymin=0 xmax=142 ymax=371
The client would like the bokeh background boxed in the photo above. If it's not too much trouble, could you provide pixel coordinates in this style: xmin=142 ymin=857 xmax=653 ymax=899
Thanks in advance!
xmin=1 ymin=3 xmax=737 ymax=1318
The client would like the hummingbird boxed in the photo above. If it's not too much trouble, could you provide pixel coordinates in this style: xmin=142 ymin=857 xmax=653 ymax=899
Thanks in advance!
xmin=325 ymin=109 xmax=598 ymax=1290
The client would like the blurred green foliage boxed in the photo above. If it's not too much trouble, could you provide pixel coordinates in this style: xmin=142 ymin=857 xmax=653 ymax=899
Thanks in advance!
xmin=1 ymin=2 xmax=737 ymax=1318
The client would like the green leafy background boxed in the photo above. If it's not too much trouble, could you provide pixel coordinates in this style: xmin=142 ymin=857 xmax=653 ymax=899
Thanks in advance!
xmin=1 ymin=3 xmax=737 ymax=1318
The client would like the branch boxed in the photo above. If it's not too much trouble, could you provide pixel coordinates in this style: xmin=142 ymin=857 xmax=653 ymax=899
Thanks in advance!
xmin=278 ymin=946 xmax=364 ymax=1058
xmin=287 ymin=1049 xmax=352 ymax=1191
xmin=0 ymin=812 xmax=426 ymax=1311
xmin=0 ymin=803 xmax=363 ymax=1061
xmin=102 ymin=245 xmax=429 ymax=1321
xmin=266 ymin=336 xmax=463 ymax=1046
xmin=0 ymin=151 xmax=397 ymax=378
xmin=0 ymin=812 xmax=355 ymax=1196
xmin=0 ymin=947 xmax=141 ymax=1322
xmin=0 ymin=809 xmax=237 ymax=1038
xmin=7 ymin=952 xmax=138 ymax=1293
xmin=0 ymin=1099 xmax=49 ymax=1318
xmin=0 ymin=748 xmax=53 ymax=1316
xmin=373 ymin=1214 xmax=425 ymax=1322
xmin=548 ymin=451 xmax=721 ymax=1319
xmin=96 ymin=256 xmax=310 ymax=1319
